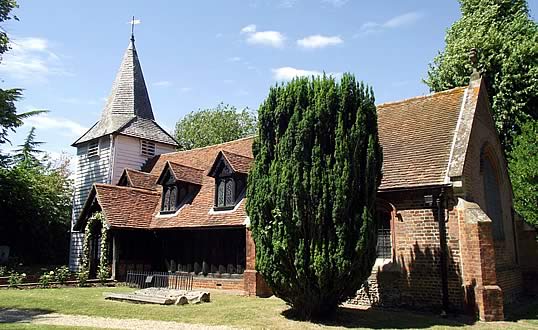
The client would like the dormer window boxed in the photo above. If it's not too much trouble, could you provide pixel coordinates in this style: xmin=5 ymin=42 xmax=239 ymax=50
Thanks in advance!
xmin=156 ymin=161 xmax=203 ymax=215
xmin=208 ymin=151 xmax=251 ymax=211
xmin=141 ymin=140 xmax=156 ymax=157
xmin=87 ymin=141 xmax=99 ymax=158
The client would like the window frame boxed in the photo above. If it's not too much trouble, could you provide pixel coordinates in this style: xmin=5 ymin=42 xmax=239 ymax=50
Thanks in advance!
xmin=481 ymin=146 xmax=505 ymax=241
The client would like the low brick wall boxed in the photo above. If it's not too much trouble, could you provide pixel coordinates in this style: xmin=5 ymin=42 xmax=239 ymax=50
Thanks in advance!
xmin=192 ymin=276 xmax=244 ymax=291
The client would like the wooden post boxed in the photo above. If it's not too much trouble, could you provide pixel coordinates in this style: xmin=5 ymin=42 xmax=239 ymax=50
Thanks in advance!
xmin=112 ymin=234 xmax=118 ymax=280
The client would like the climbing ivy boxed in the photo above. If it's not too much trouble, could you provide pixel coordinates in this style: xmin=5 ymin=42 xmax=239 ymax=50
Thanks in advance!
xmin=81 ymin=212 xmax=110 ymax=282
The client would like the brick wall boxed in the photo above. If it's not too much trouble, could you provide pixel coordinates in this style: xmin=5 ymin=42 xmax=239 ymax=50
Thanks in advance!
xmin=348 ymin=189 xmax=464 ymax=312
xmin=460 ymin=92 xmax=525 ymax=309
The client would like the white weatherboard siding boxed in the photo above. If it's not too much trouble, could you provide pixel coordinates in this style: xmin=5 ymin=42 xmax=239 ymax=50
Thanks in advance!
xmin=110 ymin=134 xmax=176 ymax=184
xmin=69 ymin=136 xmax=112 ymax=271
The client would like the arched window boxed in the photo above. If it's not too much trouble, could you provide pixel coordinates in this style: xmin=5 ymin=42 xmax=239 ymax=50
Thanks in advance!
xmin=481 ymin=147 xmax=504 ymax=240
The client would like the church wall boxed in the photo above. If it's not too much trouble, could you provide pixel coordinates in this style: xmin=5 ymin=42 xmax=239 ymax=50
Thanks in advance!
xmin=347 ymin=189 xmax=464 ymax=312
xmin=70 ymin=135 xmax=112 ymax=271
xmin=111 ymin=134 xmax=176 ymax=185
xmin=460 ymin=93 xmax=524 ymax=306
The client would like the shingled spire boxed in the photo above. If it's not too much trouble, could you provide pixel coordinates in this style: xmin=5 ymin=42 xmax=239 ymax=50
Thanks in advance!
xmin=101 ymin=37 xmax=154 ymax=121
xmin=73 ymin=37 xmax=177 ymax=146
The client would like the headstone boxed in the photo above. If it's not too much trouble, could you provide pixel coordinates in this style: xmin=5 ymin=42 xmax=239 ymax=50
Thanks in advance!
xmin=194 ymin=262 xmax=201 ymax=274
xmin=0 ymin=246 xmax=9 ymax=264
xmin=202 ymin=261 xmax=209 ymax=276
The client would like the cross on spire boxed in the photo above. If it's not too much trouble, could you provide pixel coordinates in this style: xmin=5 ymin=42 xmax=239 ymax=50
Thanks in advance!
xmin=131 ymin=16 xmax=136 ymax=42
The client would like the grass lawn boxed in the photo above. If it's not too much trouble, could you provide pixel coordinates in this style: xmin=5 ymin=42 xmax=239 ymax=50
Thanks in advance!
xmin=0 ymin=286 xmax=536 ymax=329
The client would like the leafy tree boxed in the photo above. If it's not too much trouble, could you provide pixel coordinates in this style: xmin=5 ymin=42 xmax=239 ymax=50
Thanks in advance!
xmin=425 ymin=0 xmax=537 ymax=152
xmin=0 ymin=152 xmax=73 ymax=264
xmin=13 ymin=127 xmax=44 ymax=166
xmin=509 ymin=120 xmax=538 ymax=227
xmin=247 ymin=74 xmax=382 ymax=320
xmin=174 ymin=103 xmax=256 ymax=150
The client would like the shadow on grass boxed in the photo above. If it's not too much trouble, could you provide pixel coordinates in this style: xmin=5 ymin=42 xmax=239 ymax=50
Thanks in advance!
xmin=0 ymin=308 xmax=54 ymax=324
xmin=282 ymin=306 xmax=475 ymax=329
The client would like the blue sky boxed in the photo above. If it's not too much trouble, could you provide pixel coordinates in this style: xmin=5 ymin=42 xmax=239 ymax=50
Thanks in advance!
xmin=2 ymin=0 xmax=537 ymax=161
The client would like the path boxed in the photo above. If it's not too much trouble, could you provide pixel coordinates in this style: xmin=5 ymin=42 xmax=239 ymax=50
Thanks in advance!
xmin=0 ymin=308 xmax=234 ymax=329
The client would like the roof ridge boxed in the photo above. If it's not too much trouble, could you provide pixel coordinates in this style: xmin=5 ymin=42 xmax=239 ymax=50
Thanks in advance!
xmin=171 ymin=135 xmax=255 ymax=155
xmin=94 ymin=183 xmax=159 ymax=195
xmin=377 ymin=86 xmax=466 ymax=109
xmin=166 ymin=160 xmax=205 ymax=171
xmin=125 ymin=168 xmax=159 ymax=176
xmin=221 ymin=149 xmax=254 ymax=159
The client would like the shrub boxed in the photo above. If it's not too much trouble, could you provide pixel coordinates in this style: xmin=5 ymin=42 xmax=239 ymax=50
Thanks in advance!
xmin=8 ymin=271 xmax=26 ymax=288
xmin=0 ymin=266 xmax=7 ymax=276
xmin=39 ymin=271 xmax=55 ymax=288
xmin=77 ymin=269 xmax=89 ymax=287
xmin=247 ymin=74 xmax=382 ymax=320
xmin=54 ymin=265 xmax=70 ymax=285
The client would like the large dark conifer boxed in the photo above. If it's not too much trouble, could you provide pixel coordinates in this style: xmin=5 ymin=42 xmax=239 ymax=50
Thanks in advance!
xmin=247 ymin=73 xmax=382 ymax=320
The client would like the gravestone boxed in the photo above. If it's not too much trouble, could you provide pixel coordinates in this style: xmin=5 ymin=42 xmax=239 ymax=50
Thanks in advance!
xmin=0 ymin=246 xmax=9 ymax=264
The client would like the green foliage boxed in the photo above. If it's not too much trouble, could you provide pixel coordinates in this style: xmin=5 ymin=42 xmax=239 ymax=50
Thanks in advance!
xmin=247 ymin=74 xmax=383 ymax=320
xmin=174 ymin=103 xmax=256 ymax=150
xmin=425 ymin=0 xmax=538 ymax=152
xmin=509 ymin=120 xmax=538 ymax=226
xmin=76 ymin=269 xmax=89 ymax=287
xmin=13 ymin=127 xmax=45 ymax=166
xmin=0 ymin=0 xmax=18 ymax=56
xmin=82 ymin=212 xmax=110 ymax=283
xmin=7 ymin=271 xmax=25 ymax=287
xmin=38 ymin=271 xmax=54 ymax=288
xmin=0 ymin=265 xmax=7 ymax=276
xmin=54 ymin=265 xmax=70 ymax=285
xmin=0 ymin=155 xmax=73 ymax=264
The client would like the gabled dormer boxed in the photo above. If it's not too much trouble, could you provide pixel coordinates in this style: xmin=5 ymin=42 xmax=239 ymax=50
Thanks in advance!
xmin=156 ymin=161 xmax=203 ymax=214
xmin=208 ymin=150 xmax=252 ymax=211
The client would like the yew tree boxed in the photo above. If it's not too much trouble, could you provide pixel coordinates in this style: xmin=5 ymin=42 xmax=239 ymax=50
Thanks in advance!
xmin=246 ymin=74 xmax=382 ymax=320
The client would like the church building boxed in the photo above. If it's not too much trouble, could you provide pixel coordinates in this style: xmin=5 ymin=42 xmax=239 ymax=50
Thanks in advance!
xmin=71 ymin=36 xmax=537 ymax=322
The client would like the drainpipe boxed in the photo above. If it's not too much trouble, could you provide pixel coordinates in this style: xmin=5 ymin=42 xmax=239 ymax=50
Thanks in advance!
xmin=436 ymin=188 xmax=450 ymax=315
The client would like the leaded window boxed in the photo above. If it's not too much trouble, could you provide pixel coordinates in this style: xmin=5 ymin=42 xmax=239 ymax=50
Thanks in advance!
xmin=376 ymin=210 xmax=392 ymax=259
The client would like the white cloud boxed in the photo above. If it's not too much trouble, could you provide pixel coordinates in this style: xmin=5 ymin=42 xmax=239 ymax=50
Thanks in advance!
xmin=322 ymin=0 xmax=348 ymax=7
xmin=153 ymin=80 xmax=172 ymax=87
xmin=279 ymin=0 xmax=298 ymax=8
xmin=228 ymin=56 xmax=242 ymax=62
xmin=241 ymin=24 xmax=257 ymax=34
xmin=272 ymin=67 xmax=341 ymax=80
xmin=24 ymin=113 xmax=88 ymax=138
xmin=355 ymin=12 xmax=423 ymax=37
xmin=297 ymin=35 xmax=343 ymax=49
xmin=240 ymin=24 xmax=285 ymax=48
xmin=0 ymin=37 xmax=69 ymax=82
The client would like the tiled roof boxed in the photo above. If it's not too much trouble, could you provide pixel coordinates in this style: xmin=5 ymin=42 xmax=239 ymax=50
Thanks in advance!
xmin=220 ymin=150 xmax=253 ymax=174
xmin=72 ymin=40 xmax=177 ymax=147
xmin=78 ymin=83 xmax=480 ymax=230
xmin=377 ymin=86 xmax=467 ymax=190
xmin=123 ymin=169 xmax=159 ymax=190
xmin=118 ymin=117 xmax=177 ymax=146
xmin=167 ymin=161 xmax=204 ymax=185
xmin=94 ymin=184 xmax=160 ymax=229
xmin=145 ymin=136 xmax=254 ymax=176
